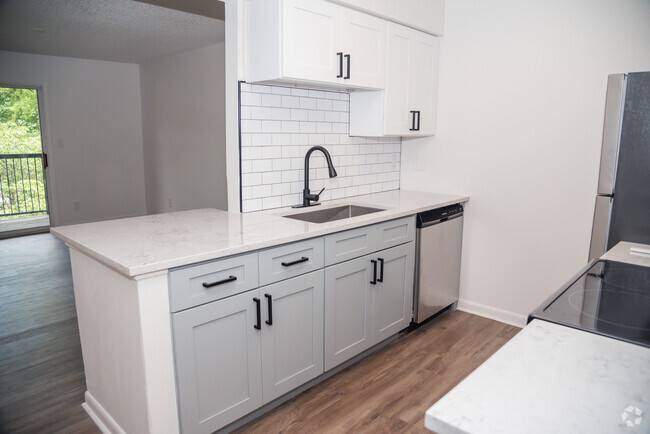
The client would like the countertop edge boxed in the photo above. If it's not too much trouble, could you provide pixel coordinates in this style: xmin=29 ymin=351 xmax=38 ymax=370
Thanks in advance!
xmin=51 ymin=192 xmax=469 ymax=277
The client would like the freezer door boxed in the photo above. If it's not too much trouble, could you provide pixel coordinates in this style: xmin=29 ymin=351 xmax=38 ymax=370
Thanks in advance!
xmin=596 ymin=74 xmax=627 ymax=195
xmin=588 ymin=195 xmax=613 ymax=261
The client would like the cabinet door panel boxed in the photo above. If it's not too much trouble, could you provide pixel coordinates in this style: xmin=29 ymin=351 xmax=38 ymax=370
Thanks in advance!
xmin=262 ymin=270 xmax=324 ymax=402
xmin=409 ymin=31 xmax=439 ymax=135
xmin=340 ymin=7 xmax=386 ymax=89
xmin=282 ymin=0 xmax=340 ymax=83
xmin=324 ymin=256 xmax=374 ymax=370
xmin=384 ymin=23 xmax=413 ymax=135
xmin=173 ymin=290 xmax=262 ymax=433
xmin=373 ymin=242 xmax=415 ymax=343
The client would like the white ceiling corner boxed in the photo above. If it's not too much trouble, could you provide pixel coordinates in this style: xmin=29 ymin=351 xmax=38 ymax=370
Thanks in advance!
xmin=0 ymin=0 xmax=225 ymax=64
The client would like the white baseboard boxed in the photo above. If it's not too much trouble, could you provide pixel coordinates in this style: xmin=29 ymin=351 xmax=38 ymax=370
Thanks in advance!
xmin=83 ymin=391 xmax=126 ymax=434
xmin=456 ymin=299 xmax=528 ymax=328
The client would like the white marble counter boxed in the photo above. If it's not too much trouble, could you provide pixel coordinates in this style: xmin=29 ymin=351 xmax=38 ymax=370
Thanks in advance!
xmin=50 ymin=190 xmax=468 ymax=277
xmin=601 ymin=241 xmax=650 ymax=268
xmin=425 ymin=320 xmax=650 ymax=434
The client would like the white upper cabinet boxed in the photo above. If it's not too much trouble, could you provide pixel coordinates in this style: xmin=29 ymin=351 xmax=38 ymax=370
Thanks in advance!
xmin=245 ymin=0 xmax=386 ymax=90
xmin=281 ymin=0 xmax=341 ymax=84
xmin=349 ymin=22 xmax=440 ymax=137
xmin=339 ymin=8 xmax=387 ymax=89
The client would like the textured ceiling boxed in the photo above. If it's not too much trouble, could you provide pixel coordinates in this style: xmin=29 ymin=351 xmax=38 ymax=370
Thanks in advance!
xmin=0 ymin=0 xmax=225 ymax=64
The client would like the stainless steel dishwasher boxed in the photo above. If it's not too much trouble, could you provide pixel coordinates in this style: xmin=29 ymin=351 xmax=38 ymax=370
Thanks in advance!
xmin=413 ymin=203 xmax=464 ymax=323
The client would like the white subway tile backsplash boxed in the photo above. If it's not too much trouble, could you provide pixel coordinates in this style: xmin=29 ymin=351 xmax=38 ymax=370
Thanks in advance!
xmin=240 ymin=92 xmax=261 ymax=106
xmin=291 ymin=88 xmax=309 ymax=97
xmin=239 ymin=83 xmax=401 ymax=212
xmin=299 ymin=97 xmax=318 ymax=110
xmin=261 ymin=94 xmax=281 ymax=107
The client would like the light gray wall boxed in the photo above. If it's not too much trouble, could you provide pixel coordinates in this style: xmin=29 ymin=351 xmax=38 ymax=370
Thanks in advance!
xmin=399 ymin=0 xmax=650 ymax=325
xmin=140 ymin=43 xmax=227 ymax=214
xmin=0 ymin=50 xmax=147 ymax=226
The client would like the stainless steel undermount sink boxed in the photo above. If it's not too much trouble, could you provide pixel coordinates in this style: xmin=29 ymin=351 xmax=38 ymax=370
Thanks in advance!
xmin=283 ymin=205 xmax=385 ymax=224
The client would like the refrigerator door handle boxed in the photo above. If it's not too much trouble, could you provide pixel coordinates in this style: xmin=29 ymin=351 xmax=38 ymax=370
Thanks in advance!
xmin=596 ymin=73 xmax=627 ymax=195
xmin=588 ymin=195 xmax=614 ymax=261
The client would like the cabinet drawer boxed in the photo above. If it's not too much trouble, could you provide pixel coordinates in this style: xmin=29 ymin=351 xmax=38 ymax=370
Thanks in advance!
xmin=375 ymin=216 xmax=415 ymax=251
xmin=325 ymin=225 xmax=376 ymax=266
xmin=259 ymin=237 xmax=324 ymax=286
xmin=169 ymin=253 xmax=259 ymax=312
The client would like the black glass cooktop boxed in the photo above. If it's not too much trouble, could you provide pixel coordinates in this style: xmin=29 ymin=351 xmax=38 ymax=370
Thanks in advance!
xmin=529 ymin=260 xmax=650 ymax=347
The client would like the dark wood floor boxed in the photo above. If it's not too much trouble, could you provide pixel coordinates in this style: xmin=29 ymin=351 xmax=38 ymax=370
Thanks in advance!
xmin=237 ymin=310 xmax=520 ymax=433
xmin=0 ymin=233 xmax=97 ymax=433
xmin=0 ymin=233 xmax=520 ymax=433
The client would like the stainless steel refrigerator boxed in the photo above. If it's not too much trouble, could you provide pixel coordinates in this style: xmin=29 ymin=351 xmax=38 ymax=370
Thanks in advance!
xmin=588 ymin=71 xmax=650 ymax=261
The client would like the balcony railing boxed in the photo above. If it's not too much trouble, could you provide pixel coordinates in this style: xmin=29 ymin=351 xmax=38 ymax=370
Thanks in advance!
xmin=0 ymin=153 xmax=48 ymax=218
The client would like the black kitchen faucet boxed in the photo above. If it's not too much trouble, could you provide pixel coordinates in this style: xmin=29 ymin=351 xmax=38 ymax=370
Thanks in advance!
xmin=294 ymin=145 xmax=338 ymax=208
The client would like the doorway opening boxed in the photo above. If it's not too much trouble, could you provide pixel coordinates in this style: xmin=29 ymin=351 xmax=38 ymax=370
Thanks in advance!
xmin=0 ymin=86 xmax=51 ymax=236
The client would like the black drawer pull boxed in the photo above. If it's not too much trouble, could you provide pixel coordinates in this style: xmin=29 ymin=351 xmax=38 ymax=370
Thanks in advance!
xmin=370 ymin=259 xmax=377 ymax=285
xmin=409 ymin=111 xmax=417 ymax=131
xmin=281 ymin=256 xmax=309 ymax=267
xmin=253 ymin=297 xmax=261 ymax=330
xmin=202 ymin=275 xmax=237 ymax=288
xmin=337 ymin=52 xmax=343 ymax=78
xmin=377 ymin=258 xmax=384 ymax=282
xmin=344 ymin=54 xmax=350 ymax=79
xmin=265 ymin=293 xmax=273 ymax=325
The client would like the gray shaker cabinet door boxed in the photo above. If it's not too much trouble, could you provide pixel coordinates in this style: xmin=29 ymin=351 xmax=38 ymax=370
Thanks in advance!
xmin=373 ymin=242 xmax=414 ymax=343
xmin=324 ymin=254 xmax=374 ymax=371
xmin=172 ymin=289 xmax=262 ymax=434
xmin=261 ymin=270 xmax=324 ymax=403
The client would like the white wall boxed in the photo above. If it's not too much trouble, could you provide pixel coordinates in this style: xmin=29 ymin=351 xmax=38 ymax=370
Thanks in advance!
xmin=0 ymin=50 xmax=147 ymax=226
xmin=140 ymin=43 xmax=228 ymax=214
xmin=400 ymin=0 xmax=650 ymax=325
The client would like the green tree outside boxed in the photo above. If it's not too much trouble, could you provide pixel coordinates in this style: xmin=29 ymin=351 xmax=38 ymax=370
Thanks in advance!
xmin=0 ymin=87 xmax=48 ymax=219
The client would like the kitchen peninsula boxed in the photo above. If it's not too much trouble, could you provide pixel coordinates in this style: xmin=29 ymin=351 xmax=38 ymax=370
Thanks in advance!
xmin=51 ymin=190 xmax=468 ymax=434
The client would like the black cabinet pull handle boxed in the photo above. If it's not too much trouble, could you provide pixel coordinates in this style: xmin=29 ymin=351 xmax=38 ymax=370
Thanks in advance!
xmin=344 ymin=54 xmax=351 ymax=79
xmin=409 ymin=111 xmax=417 ymax=131
xmin=370 ymin=259 xmax=377 ymax=285
xmin=253 ymin=297 xmax=261 ymax=330
xmin=265 ymin=294 xmax=273 ymax=325
xmin=416 ymin=111 xmax=421 ymax=131
xmin=337 ymin=52 xmax=343 ymax=78
xmin=377 ymin=258 xmax=384 ymax=282
xmin=281 ymin=256 xmax=309 ymax=267
xmin=202 ymin=275 xmax=237 ymax=288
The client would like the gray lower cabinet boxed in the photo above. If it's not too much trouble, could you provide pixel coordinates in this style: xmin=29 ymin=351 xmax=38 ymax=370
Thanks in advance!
xmin=172 ymin=270 xmax=324 ymax=433
xmin=172 ymin=289 xmax=263 ymax=434
xmin=372 ymin=242 xmax=415 ymax=343
xmin=324 ymin=255 xmax=375 ymax=371
xmin=261 ymin=270 xmax=324 ymax=402
xmin=324 ymin=242 xmax=415 ymax=371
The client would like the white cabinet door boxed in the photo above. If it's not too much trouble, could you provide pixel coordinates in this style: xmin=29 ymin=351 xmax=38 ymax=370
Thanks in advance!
xmin=173 ymin=289 xmax=262 ymax=434
xmin=261 ymin=270 xmax=324 ymax=402
xmin=282 ymin=0 xmax=341 ymax=84
xmin=340 ymin=7 xmax=387 ymax=89
xmin=349 ymin=22 xmax=439 ymax=137
xmin=324 ymin=255 xmax=374 ymax=371
xmin=373 ymin=242 xmax=415 ymax=343
xmin=384 ymin=23 xmax=414 ymax=135
xmin=409 ymin=30 xmax=439 ymax=135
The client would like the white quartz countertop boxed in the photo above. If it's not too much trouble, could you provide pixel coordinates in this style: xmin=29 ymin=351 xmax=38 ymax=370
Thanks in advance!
xmin=601 ymin=241 xmax=650 ymax=268
xmin=425 ymin=319 xmax=650 ymax=434
xmin=51 ymin=190 xmax=468 ymax=277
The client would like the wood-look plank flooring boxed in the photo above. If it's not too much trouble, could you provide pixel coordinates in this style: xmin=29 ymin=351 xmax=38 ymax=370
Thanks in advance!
xmin=0 ymin=233 xmax=520 ymax=433
xmin=236 ymin=311 xmax=520 ymax=434
xmin=0 ymin=233 xmax=98 ymax=433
